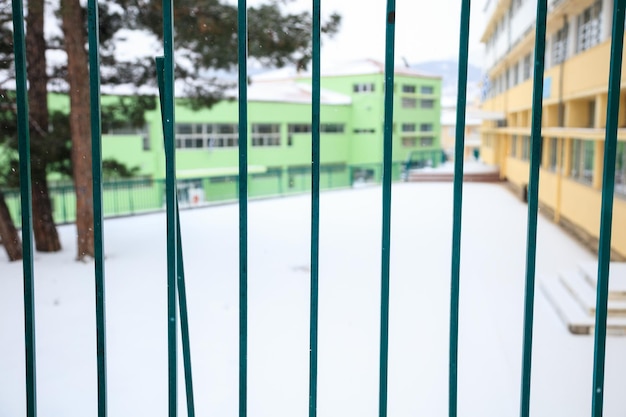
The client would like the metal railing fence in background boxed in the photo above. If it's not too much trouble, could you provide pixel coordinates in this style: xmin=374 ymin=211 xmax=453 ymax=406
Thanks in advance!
xmin=7 ymin=0 xmax=626 ymax=416
xmin=1 ymin=162 xmax=412 ymax=228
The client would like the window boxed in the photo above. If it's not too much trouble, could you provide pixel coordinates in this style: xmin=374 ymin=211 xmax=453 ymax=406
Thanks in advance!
xmin=577 ymin=1 xmax=602 ymax=53
xmin=175 ymin=123 xmax=238 ymax=149
xmin=521 ymin=136 xmax=531 ymax=161
xmin=103 ymin=124 xmax=151 ymax=150
xmin=402 ymin=85 xmax=416 ymax=93
xmin=353 ymin=128 xmax=376 ymax=134
xmin=353 ymin=83 xmax=375 ymax=93
xmin=402 ymin=97 xmax=417 ymax=108
xmin=616 ymin=142 xmax=626 ymax=195
xmin=552 ymin=25 xmax=568 ymax=65
xmin=420 ymin=137 xmax=434 ymax=147
xmin=420 ymin=85 xmax=434 ymax=94
xmin=176 ymin=124 xmax=193 ymax=134
xmin=320 ymin=124 xmax=345 ymax=133
xmin=588 ymin=100 xmax=596 ymax=128
xmin=511 ymin=135 xmax=518 ymax=157
xmin=288 ymin=124 xmax=312 ymax=133
xmin=571 ymin=139 xmax=594 ymax=184
xmin=209 ymin=124 xmax=238 ymax=148
xmin=252 ymin=124 xmax=281 ymax=147
xmin=401 ymin=123 xmax=416 ymax=132
xmin=288 ymin=124 xmax=311 ymax=146
xmin=402 ymin=137 xmax=417 ymax=147
xmin=420 ymin=99 xmax=435 ymax=109
xmin=523 ymin=54 xmax=532 ymax=80
xmin=420 ymin=123 xmax=433 ymax=132
xmin=549 ymin=137 xmax=559 ymax=172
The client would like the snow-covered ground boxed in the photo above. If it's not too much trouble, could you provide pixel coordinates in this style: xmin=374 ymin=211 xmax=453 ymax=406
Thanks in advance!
xmin=1 ymin=182 xmax=625 ymax=417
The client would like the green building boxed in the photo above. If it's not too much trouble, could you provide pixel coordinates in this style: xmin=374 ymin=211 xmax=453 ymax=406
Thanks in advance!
xmin=2 ymin=59 xmax=442 ymax=223
xmin=99 ymin=59 xmax=442 ymax=201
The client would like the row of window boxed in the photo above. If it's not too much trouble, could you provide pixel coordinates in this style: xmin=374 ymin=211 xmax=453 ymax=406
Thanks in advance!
xmin=488 ymin=54 xmax=533 ymax=97
xmin=287 ymin=123 xmax=346 ymax=134
xmin=352 ymin=83 xmax=435 ymax=95
xmin=402 ymin=97 xmax=435 ymax=109
xmin=401 ymin=123 xmax=433 ymax=132
xmin=485 ymin=1 xmax=603 ymax=100
xmin=175 ymin=123 xmax=348 ymax=149
xmin=402 ymin=136 xmax=435 ymax=147
xmin=175 ymin=122 xmax=436 ymax=148
xmin=485 ymin=0 xmax=527 ymax=49
xmin=102 ymin=125 xmax=151 ymax=150
xmin=507 ymin=136 xmax=597 ymax=187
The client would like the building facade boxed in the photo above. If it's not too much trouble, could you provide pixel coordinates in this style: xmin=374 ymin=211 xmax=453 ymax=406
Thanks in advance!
xmin=479 ymin=0 xmax=626 ymax=258
xmin=101 ymin=59 xmax=443 ymax=199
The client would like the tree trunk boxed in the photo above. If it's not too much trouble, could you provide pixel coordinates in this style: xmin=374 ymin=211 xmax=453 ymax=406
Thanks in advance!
xmin=0 ymin=191 xmax=22 ymax=261
xmin=27 ymin=0 xmax=62 ymax=252
xmin=60 ymin=0 xmax=95 ymax=260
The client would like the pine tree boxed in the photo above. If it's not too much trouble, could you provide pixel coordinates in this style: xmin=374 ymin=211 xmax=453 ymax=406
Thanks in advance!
xmin=1 ymin=0 xmax=341 ymax=260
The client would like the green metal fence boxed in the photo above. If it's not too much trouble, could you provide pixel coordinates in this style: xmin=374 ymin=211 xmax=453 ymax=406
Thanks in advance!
xmin=1 ymin=162 xmax=410 ymax=227
xmin=7 ymin=0 xmax=626 ymax=416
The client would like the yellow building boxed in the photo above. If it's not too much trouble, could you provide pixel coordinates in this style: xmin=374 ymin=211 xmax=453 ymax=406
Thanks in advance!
xmin=480 ymin=0 xmax=626 ymax=259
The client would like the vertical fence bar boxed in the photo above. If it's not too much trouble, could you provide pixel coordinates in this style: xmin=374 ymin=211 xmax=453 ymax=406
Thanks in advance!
xmin=519 ymin=1 xmax=548 ymax=416
xmin=11 ymin=0 xmax=37 ymax=415
xmin=448 ymin=1 xmax=471 ymax=416
xmin=87 ymin=0 xmax=108 ymax=414
xmin=308 ymin=1 xmax=321 ymax=416
xmin=379 ymin=2 xmax=396 ymax=417
xmin=591 ymin=1 xmax=626 ymax=415
xmin=156 ymin=57 xmax=197 ymax=417
xmin=175 ymin=213 xmax=196 ymax=417
xmin=160 ymin=0 xmax=178 ymax=412
xmin=237 ymin=2 xmax=249 ymax=417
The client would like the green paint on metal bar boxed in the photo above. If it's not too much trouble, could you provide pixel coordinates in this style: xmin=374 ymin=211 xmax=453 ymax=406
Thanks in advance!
xmin=11 ymin=1 xmax=37 ymax=415
xmin=591 ymin=1 xmax=626 ymax=415
xmin=175 ymin=214 xmax=196 ymax=417
xmin=237 ymin=2 xmax=249 ymax=417
xmin=308 ymin=1 xmax=321 ymax=417
xmin=159 ymin=0 xmax=178 ymax=413
xmin=157 ymin=57 xmax=197 ymax=417
xmin=448 ymin=1 xmax=471 ymax=416
xmin=519 ymin=1 xmax=548 ymax=416
xmin=379 ymin=2 xmax=396 ymax=417
xmin=87 ymin=0 xmax=108 ymax=415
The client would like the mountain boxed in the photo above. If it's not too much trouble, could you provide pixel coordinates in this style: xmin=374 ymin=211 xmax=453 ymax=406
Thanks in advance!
xmin=410 ymin=60 xmax=484 ymax=103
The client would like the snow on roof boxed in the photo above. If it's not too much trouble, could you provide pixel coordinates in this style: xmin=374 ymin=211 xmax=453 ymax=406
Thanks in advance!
xmin=251 ymin=58 xmax=441 ymax=82
xmin=320 ymin=58 xmax=441 ymax=79
xmin=243 ymin=80 xmax=352 ymax=105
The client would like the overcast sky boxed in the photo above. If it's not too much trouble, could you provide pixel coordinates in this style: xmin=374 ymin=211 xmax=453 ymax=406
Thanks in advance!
xmin=249 ymin=0 xmax=490 ymax=68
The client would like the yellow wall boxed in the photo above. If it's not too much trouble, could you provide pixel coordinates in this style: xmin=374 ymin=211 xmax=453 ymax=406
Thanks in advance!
xmin=504 ymin=157 xmax=530 ymax=187
xmin=478 ymin=16 xmax=626 ymax=258
xmin=560 ymin=179 xmax=601 ymax=239
xmin=538 ymin=169 xmax=559 ymax=210
xmin=612 ymin=197 xmax=626 ymax=257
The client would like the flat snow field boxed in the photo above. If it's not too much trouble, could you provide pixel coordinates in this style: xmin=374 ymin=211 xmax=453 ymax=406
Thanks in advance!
xmin=1 ymin=182 xmax=625 ymax=417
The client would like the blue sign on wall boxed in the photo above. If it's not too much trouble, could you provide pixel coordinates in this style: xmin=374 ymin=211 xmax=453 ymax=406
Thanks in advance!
xmin=543 ymin=76 xmax=552 ymax=99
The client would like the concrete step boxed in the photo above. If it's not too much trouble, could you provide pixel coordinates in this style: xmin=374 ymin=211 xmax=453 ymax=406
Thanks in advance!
xmin=539 ymin=277 xmax=595 ymax=335
xmin=539 ymin=276 xmax=626 ymax=335
xmin=559 ymin=270 xmax=626 ymax=317
xmin=578 ymin=262 xmax=626 ymax=300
